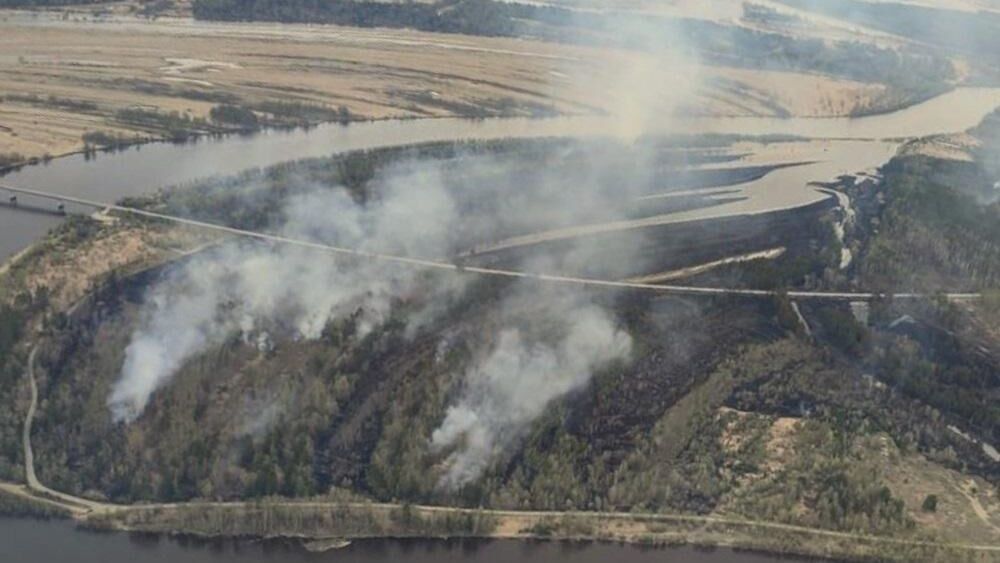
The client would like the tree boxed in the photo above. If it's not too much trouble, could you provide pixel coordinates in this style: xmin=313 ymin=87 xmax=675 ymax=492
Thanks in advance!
xmin=209 ymin=104 xmax=259 ymax=129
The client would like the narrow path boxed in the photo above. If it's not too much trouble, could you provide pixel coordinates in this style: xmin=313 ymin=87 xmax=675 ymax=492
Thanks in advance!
xmin=790 ymin=301 xmax=813 ymax=337
xmin=21 ymin=345 xmax=112 ymax=514
xmin=23 ymin=346 xmax=42 ymax=493
xmin=0 ymin=184 xmax=981 ymax=303
xmin=624 ymin=247 xmax=786 ymax=284
xmin=958 ymin=480 xmax=1000 ymax=537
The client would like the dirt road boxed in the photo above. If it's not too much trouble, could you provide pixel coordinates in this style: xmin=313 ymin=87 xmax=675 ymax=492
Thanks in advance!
xmin=20 ymin=345 xmax=111 ymax=514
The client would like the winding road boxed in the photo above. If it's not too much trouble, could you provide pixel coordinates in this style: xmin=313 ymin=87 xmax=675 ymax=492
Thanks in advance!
xmin=19 ymin=346 xmax=106 ymax=514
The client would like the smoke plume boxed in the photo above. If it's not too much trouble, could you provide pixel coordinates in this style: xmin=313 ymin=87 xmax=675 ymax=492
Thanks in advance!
xmin=423 ymin=3 xmax=700 ymax=486
xmin=109 ymin=0 xmax=700 ymax=498
xmin=108 ymin=167 xmax=460 ymax=422
xmin=431 ymin=287 xmax=631 ymax=488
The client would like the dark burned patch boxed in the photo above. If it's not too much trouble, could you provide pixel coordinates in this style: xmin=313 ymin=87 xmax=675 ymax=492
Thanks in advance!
xmin=28 ymin=231 xmax=805 ymax=508
xmin=318 ymin=325 xmax=440 ymax=489
xmin=318 ymin=275 xmax=513 ymax=492
xmin=473 ymin=293 xmax=788 ymax=510
xmin=566 ymin=295 xmax=782 ymax=466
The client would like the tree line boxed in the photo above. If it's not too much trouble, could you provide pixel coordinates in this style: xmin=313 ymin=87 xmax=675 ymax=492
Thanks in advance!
xmin=191 ymin=0 xmax=540 ymax=37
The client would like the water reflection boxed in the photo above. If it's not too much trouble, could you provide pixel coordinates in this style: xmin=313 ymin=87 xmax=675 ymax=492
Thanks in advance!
xmin=0 ymin=517 xmax=829 ymax=563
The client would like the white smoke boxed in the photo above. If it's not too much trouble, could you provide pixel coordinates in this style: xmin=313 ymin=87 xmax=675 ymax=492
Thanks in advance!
xmin=424 ymin=4 xmax=699 ymax=487
xmin=108 ymin=3 xmax=700 ymax=496
xmin=108 ymin=167 xmax=459 ymax=422
xmin=431 ymin=291 xmax=631 ymax=488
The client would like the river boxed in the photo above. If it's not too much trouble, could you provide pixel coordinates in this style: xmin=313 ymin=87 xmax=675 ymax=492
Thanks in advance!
xmin=3 ymin=86 xmax=996 ymax=563
xmin=0 ymin=517 xmax=826 ymax=563
xmin=3 ymin=87 xmax=1000 ymax=260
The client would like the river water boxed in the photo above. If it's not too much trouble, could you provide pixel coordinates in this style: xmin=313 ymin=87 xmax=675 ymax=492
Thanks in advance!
xmin=3 ymin=87 xmax=1000 ymax=259
xmin=1 ymin=88 xmax=999 ymax=562
xmin=0 ymin=517 xmax=822 ymax=563
xmin=0 ymin=89 xmax=1000 ymax=563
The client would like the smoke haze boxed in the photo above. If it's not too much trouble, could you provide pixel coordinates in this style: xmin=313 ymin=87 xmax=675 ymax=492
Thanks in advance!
xmin=430 ymin=287 xmax=631 ymax=488
xmin=109 ymin=168 xmax=461 ymax=422
xmin=109 ymin=1 xmax=700 ymax=491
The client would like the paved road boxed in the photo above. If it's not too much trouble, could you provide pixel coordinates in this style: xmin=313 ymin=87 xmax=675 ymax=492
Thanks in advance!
xmin=0 ymin=184 xmax=981 ymax=303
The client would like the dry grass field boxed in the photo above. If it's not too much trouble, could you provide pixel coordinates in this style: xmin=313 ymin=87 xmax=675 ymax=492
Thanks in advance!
xmin=0 ymin=11 xmax=896 ymax=162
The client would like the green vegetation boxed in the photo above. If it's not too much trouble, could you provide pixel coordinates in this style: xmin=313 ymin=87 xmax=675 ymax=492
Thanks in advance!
xmin=869 ymin=313 xmax=1000 ymax=448
xmin=113 ymin=108 xmax=212 ymax=142
xmin=983 ymin=288 xmax=1000 ymax=318
xmin=859 ymin=154 xmax=1000 ymax=292
xmin=815 ymin=305 xmax=868 ymax=357
xmin=726 ymin=229 xmax=841 ymax=290
xmin=97 ymin=101 xmax=352 ymax=145
xmin=0 ymin=300 xmax=30 ymax=481
xmin=86 ymin=501 xmax=497 ymax=539
xmin=208 ymin=104 xmax=258 ymax=129
xmin=78 ymin=500 xmax=982 ymax=561
xmin=206 ymin=101 xmax=354 ymax=129
xmin=138 ymin=0 xmax=175 ymax=19
xmin=14 ymin=148 xmax=792 ymax=508
xmin=192 ymin=0 xmax=529 ymax=37
xmin=251 ymin=100 xmax=352 ymax=126
xmin=1 ymin=93 xmax=98 ymax=113
xmin=0 ymin=304 xmax=25 ymax=368
xmin=22 ymin=254 xmax=952 ymax=539
xmin=839 ymin=113 xmax=1000 ymax=466
xmin=1 ymin=133 xmax=997 ymax=561
xmin=82 ymin=131 xmax=143 ymax=153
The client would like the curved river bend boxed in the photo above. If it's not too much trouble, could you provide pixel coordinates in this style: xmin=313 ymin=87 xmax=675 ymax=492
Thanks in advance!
xmin=2 ymin=88 xmax=1000 ymax=563
xmin=3 ymin=87 xmax=1000 ymax=260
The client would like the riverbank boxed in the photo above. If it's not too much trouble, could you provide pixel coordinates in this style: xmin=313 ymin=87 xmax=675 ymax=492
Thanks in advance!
xmin=2 ymin=484 xmax=996 ymax=562
xmin=0 ymin=515 xmax=838 ymax=563
xmin=0 ymin=11 xmax=582 ymax=162
xmin=0 ymin=8 xmax=954 ymax=164
xmin=5 ymin=86 xmax=1000 ymax=264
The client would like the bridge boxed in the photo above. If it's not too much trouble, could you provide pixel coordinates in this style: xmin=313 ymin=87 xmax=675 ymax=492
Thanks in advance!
xmin=0 ymin=184 xmax=981 ymax=302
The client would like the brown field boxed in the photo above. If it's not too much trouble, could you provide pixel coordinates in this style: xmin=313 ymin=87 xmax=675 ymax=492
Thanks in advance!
xmin=0 ymin=12 xmax=898 ymax=162
xmin=0 ymin=218 xmax=213 ymax=310
xmin=708 ymin=407 xmax=1000 ymax=549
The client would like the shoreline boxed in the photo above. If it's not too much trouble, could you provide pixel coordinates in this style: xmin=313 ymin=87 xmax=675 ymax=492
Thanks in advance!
xmin=0 ymin=513 xmax=844 ymax=563
xmin=1 ymin=483 xmax=994 ymax=563
xmin=0 ymin=80 xmax=977 ymax=184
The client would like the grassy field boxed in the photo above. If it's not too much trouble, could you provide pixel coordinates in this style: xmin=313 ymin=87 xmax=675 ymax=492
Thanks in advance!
xmin=0 ymin=11 xmax=901 ymax=163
